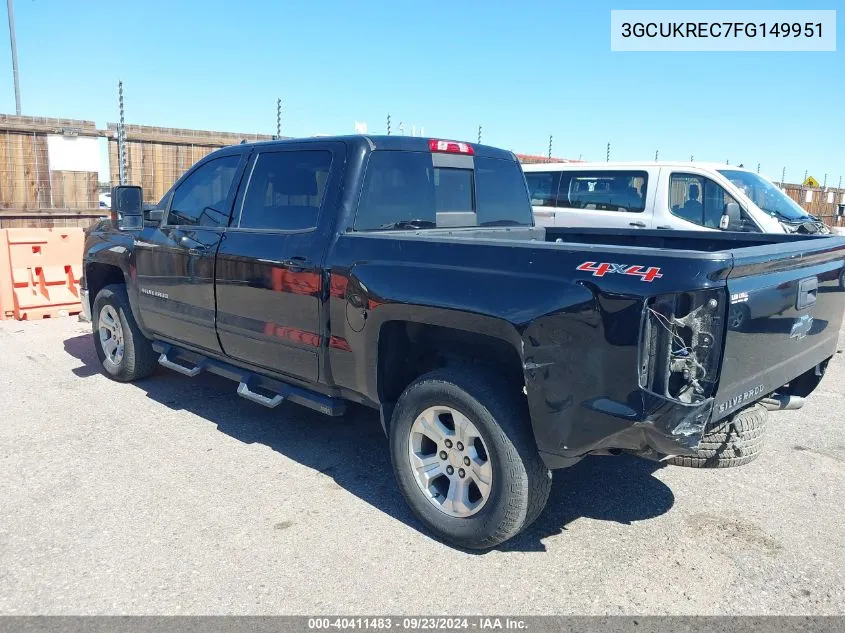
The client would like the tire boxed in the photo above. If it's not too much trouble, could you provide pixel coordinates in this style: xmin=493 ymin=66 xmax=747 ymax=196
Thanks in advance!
xmin=728 ymin=303 xmax=750 ymax=331
xmin=667 ymin=403 xmax=767 ymax=468
xmin=389 ymin=367 xmax=552 ymax=550
xmin=92 ymin=284 xmax=157 ymax=382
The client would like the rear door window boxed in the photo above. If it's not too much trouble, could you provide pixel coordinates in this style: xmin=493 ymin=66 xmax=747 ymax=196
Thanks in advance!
xmin=236 ymin=150 xmax=333 ymax=231
xmin=557 ymin=170 xmax=647 ymax=213
xmin=354 ymin=151 xmax=532 ymax=230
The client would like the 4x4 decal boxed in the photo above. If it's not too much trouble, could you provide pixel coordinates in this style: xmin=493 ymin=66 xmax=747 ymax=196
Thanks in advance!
xmin=576 ymin=261 xmax=663 ymax=282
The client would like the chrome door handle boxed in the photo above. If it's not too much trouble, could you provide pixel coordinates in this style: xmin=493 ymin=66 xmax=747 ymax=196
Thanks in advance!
xmin=629 ymin=221 xmax=647 ymax=228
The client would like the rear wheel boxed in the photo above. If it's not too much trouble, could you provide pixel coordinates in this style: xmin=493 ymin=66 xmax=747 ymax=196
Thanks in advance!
xmin=728 ymin=303 xmax=750 ymax=331
xmin=668 ymin=403 xmax=767 ymax=468
xmin=389 ymin=367 xmax=551 ymax=549
xmin=92 ymin=284 xmax=157 ymax=382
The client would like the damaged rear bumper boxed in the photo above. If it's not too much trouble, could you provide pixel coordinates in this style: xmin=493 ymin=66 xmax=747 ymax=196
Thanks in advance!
xmin=536 ymin=389 xmax=714 ymax=470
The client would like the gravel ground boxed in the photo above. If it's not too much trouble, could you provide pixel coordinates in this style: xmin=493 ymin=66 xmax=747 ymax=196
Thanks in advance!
xmin=0 ymin=316 xmax=843 ymax=615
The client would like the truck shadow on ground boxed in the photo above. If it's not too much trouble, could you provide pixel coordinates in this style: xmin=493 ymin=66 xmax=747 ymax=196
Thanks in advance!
xmin=63 ymin=333 xmax=675 ymax=553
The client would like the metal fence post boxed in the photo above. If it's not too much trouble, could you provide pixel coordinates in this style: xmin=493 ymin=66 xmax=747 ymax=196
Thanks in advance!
xmin=118 ymin=80 xmax=127 ymax=185
xmin=276 ymin=98 xmax=281 ymax=139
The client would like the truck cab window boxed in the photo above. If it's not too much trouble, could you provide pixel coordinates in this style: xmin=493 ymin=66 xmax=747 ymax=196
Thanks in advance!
xmin=354 ymin=151 xmax=532 ymax=230
xmin=474 ymin=157 xmax=534 ymax=226
xmin=167 ymin=155 xmax=241 ymax=227
xmin=237 ymin=150 xmax=332 ymax=230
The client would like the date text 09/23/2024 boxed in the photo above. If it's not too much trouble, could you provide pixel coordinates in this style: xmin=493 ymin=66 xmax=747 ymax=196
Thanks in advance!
xmin=307 ymin=617 xmax=527 ymax=630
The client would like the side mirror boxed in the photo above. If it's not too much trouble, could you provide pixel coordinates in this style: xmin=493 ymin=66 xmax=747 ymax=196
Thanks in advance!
xmin=111 ymin=185 xmax=144 ymax=230
xmin=720 ymin=202 xmax=741 ymax=230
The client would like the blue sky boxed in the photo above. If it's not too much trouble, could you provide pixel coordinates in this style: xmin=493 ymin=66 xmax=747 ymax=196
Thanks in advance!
xmin=1 ymin=0 xmax=842 ymax=184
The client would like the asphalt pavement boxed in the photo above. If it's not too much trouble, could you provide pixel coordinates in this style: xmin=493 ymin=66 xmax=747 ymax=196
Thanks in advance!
xmin=0 ymin=317 xmax=843 ymax=615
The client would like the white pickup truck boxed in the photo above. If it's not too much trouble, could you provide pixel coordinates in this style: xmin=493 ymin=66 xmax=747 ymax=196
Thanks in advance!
xmin=523 ymin=161 xmax=830 ymax=236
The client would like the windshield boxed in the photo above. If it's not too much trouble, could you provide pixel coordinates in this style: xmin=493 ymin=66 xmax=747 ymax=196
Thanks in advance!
xmin=718 ymin=170 xmax=812 ymax=222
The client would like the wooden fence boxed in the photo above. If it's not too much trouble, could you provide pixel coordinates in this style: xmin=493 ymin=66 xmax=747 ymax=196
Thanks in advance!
xmin=106 ymin=124 xmax=275 ymax=206
xmin=781 ymin=183 xmax=845 ymax=226
xmin=0 ymin=115 xmax=275 ymax=228
xmin=0 ymin=115 xmax=101 ymax=227
xmin=2 ymin=112 xmax=843 ymax=230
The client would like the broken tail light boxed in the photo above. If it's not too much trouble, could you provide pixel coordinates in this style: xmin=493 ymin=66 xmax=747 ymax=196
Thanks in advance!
xmin=639 ymin=289 xmax=726 ymax=404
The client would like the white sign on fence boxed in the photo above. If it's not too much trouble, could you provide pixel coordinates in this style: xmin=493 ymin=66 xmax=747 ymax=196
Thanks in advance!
xmin=46 ymin=135 xmax=100 ymax=172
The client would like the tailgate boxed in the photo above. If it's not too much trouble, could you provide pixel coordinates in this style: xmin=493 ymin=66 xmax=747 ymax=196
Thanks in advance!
xmin=714 ymin=237 xmax=845 ymax=420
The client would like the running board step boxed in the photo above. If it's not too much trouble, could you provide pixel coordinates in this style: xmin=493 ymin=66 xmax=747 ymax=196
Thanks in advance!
xmin=151 ymin=341 xmax=347 ymax=417
xmin=237 ymin=382 xmax=284 ymax=408
xmin=158 ymin=351 xmax=205 ymax=377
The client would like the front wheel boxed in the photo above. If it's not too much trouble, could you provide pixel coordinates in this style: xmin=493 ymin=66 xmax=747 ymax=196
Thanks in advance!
xmin=389 ymin=368 xmax=551 ymax=549
xmin=92 ymin=284 xmax=158 ymax=382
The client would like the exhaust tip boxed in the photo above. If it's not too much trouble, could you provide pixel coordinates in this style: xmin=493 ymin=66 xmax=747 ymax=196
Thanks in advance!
xmin=761 ymin=395 xmax=805 ymax=411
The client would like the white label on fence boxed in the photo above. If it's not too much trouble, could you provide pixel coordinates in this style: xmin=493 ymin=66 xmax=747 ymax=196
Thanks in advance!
xmin=841 ymin=193 xmax=845 ymax=204
xmin=805 ymin=190 xmax=813 ymax=203
xmin=828 ymin=191 xmax=835 ymax=204
xmin=47 ymin=135 xmax=100 ymax=172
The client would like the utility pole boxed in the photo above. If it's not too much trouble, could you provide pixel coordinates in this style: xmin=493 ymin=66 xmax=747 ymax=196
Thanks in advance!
xmin=781 ymin=166 xmax=786 ymax=187
xmin=757 ymin=162 xmax=760 ymax=174
xmin=654 ymin=149 xmax=659 ymax=162
xmin=690 ymin=155 xmax=694 ymax=162
xmin=6 ymin=0 xmax=21 ymax=115
xmin=386 ymin=114 xmax=391 ymax=136
xmin=548 ymin=135 xmax=553 ymax=161
xmin=477 ymin=125 xmax=482 ymax=145
xmin=606 ymin=142 xmax=610 ymax=162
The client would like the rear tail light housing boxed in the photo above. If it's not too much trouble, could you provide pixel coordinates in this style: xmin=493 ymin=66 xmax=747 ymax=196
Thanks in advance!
xmin=639 ymin=289 xmax=725 ymax=403
xmin=428 ymin=139 xmax=474 ymax=155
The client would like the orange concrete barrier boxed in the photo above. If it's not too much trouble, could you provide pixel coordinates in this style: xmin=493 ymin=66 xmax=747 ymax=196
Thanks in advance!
xmin=0 ymin=228 xmax=85 ymax=320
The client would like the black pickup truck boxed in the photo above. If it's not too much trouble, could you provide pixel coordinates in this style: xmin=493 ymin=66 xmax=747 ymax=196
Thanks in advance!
xmin=81 ymin=136 xmax=845 ymax=548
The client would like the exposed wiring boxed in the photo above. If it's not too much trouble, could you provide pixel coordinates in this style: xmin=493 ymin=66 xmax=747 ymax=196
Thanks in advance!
xmin=647 ymin=307 xmax=690 ymax=355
